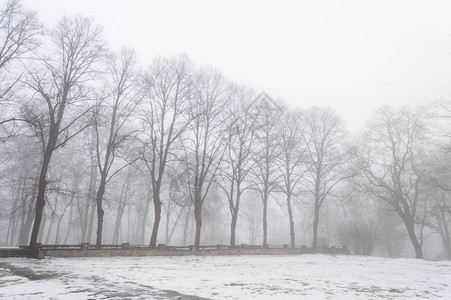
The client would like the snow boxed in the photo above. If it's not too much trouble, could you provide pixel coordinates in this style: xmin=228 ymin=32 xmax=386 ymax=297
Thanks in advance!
xmin=1 ymin=254 xmax=450 ymax=299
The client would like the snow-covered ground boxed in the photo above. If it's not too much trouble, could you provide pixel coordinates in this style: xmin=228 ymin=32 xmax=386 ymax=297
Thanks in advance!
xmin=1 ymin=254 xmax=450 ymax=299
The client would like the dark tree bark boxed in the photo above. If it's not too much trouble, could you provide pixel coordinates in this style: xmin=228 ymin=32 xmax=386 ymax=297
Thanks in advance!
xmin=183 ymin=68 xmax=227 ymax=250
xmin=140 ymin=56 xmax=193 ymax=248
xmin=93 ymin=48 xmax=139 ymax=249
xmin=26 ymin=17 xmax=104 ymax=247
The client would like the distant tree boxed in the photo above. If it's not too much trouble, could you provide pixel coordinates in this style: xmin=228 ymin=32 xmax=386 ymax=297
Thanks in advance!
xmin=301 ymin=107 xmax=351 ymax=250
xmin=356 ymin=106 xmax=426 ymax=258
xmin=426 ymin=152 xmax=451 ymax=259
xmin=276 ymin=108 xmax=308 ymax=248
xmin=25 ymin=16 xmax=105 ymax=247
xmin=337 ymin=221 xmax=379 ymax=256
xmin=337 ymin=185 xmax=379 ymax=256
xmin=1 ymin=137 xmax=40 ymax=245
xmin=0 ymin=0 xmax=40 ymax=140
xmin=375 ymin=202 xmax=406 ymax=258
xmin=250 ymin=93 xmax=282 ymax=247
xmin=241 ymin=190 xmax=262 ymax=245
xmin=217 ymin=85 xmax=256 ymax=246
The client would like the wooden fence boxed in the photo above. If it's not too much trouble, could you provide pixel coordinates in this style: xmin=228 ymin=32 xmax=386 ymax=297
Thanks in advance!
xmin=0 ymin=243 xmax=349 ymax=259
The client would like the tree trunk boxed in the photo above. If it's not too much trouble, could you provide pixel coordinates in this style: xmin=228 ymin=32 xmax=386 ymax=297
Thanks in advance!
xmin=29 ymin=128 xmax=58 ymax=247
xmin=403 ymin=215 xmax=423 ymax=259
xmin=149 ymin=187 xmax=161 ymax=248
xmin=230 ymin=211 xmax=238 ymax=247
xmin=165 ymin=210 xmax=170 ymax=244
xmin=194 ymin=199 xmax=203 ymax=250
xmin=262 ymin=195 xmax=268 ymax=246
xmin=139 ymin=185 xmax=152 ymax=245
xmin=112 ymin=201 xmax=125 ymax=244
xmin=287 ymin=194 xmax=295 ymax=248
xmin=167 ymin=209 xmax=182 ymax=245
xmin=64 ymin=199 xmax=74 ymax=244
xmin=112 ymin=178 xmax=128 ymax=244
xmin=55 ymin=217 xmax=63 ymax=244
xmin=182 ymin=208 xmax=190 ymax=246
xmin=95 ymin=179 xmax=106 ymax=249
xmin=82 ymin=154 xmax=97 ymax=242
xmin=86 ymin=195 xmax=96 ymax=244
xmin=29 ymin=168 xmax=49 ymax=246
xmin=312 ymin=204 xmax=320 ymax=250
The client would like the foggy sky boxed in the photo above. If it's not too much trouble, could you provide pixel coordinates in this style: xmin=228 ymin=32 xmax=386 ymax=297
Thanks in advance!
xmin=22 ymin=0 xmax=451 ymax=131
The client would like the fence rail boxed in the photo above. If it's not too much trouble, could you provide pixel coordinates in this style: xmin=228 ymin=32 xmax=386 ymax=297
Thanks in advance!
xmin=2 ymin=243 xmax=349 ymax=259
xmin=14 ymin=243 xmax=347 ymax=251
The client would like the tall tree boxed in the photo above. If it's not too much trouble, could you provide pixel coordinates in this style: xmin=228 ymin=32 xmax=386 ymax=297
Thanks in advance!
xmin=301 ymin=107 xmax=350 ymax=249
xmin=356 ymin=106 xmax=425 ymax=258
xmin=25 ymin=16 xmax=104 ymax=247
xmin=217 ymin=86 xmax=256 ymax=246
xmin=277 ymin=108 xmax=307 ymax=248
xmin=94 ymin=48 xmax=140 ymax=248
xmin=140 ymin=56 xmax=193 ymax=248
xmin=250 ymin=93 xmax=282 ymax=246
xmin=182 ymin=68 xmax=227 ymax=249
xmin=426 ymin=151 xmax=451 ymax=259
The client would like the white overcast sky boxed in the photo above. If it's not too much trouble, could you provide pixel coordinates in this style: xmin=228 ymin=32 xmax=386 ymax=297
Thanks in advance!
xmin=22 ymin=0 xmax=451 ymax=130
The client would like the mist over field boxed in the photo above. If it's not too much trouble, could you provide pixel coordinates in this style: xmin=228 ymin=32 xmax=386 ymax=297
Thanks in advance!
xmin=1 ymin=0 xmax=451 ymax=299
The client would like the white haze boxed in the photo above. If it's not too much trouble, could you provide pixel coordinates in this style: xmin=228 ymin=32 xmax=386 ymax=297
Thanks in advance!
xmin=21 ymin=0 xmax=451 ymax=131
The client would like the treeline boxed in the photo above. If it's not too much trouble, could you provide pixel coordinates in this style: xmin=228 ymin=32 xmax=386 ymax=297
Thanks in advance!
xmin=0 ymin=1 xmax=450 ymax=259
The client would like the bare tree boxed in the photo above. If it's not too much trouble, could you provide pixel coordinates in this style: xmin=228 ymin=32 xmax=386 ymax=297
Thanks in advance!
xmin=182 ymin=68 xmax=227 ymax=249
xmin=241 ymin=190 xmax=262 ymax=245
xmin=1 ymin=136 xmax=40 ymax=245
xmin=93 ymin=48 xmax=140 ymax=248
xmin=301 ymin=107 xmax=351 ymax=250
xmin=249 ymin=93 xmax=283 ymax=247
xmin=0 ymin=0 xmax=40 ymax=139
xmin=426 ymin=152 xmax=451 ymax=259
xmin=337 ymin=184 xmax=379 ymax=255
xmin=140 ymin=56 xmax=193 ymax=248
xmin=355 ymin=106 xmax=425 ymax=258
xmin=217 ymin=86 xmax=256 ymax=246
xmin=25 ymin=16 xmax=105 ymax=247
xmin=276 ymin=108 xmax=308 ymax=248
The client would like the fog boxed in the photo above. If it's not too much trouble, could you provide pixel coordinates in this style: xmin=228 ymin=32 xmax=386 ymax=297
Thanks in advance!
xmin=21 ymin=0 xmax=451 ymax=131
xmin=1 ymin=0 xmax=450 ymax=265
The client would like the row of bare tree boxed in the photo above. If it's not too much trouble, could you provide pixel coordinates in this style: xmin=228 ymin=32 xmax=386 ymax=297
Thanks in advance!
xmin=1 ymin=1 xmax=450 ymax=259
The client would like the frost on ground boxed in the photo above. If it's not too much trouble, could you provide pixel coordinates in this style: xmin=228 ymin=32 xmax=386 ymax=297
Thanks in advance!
xmin=0 ymin=254 xmax=450 ymax=299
